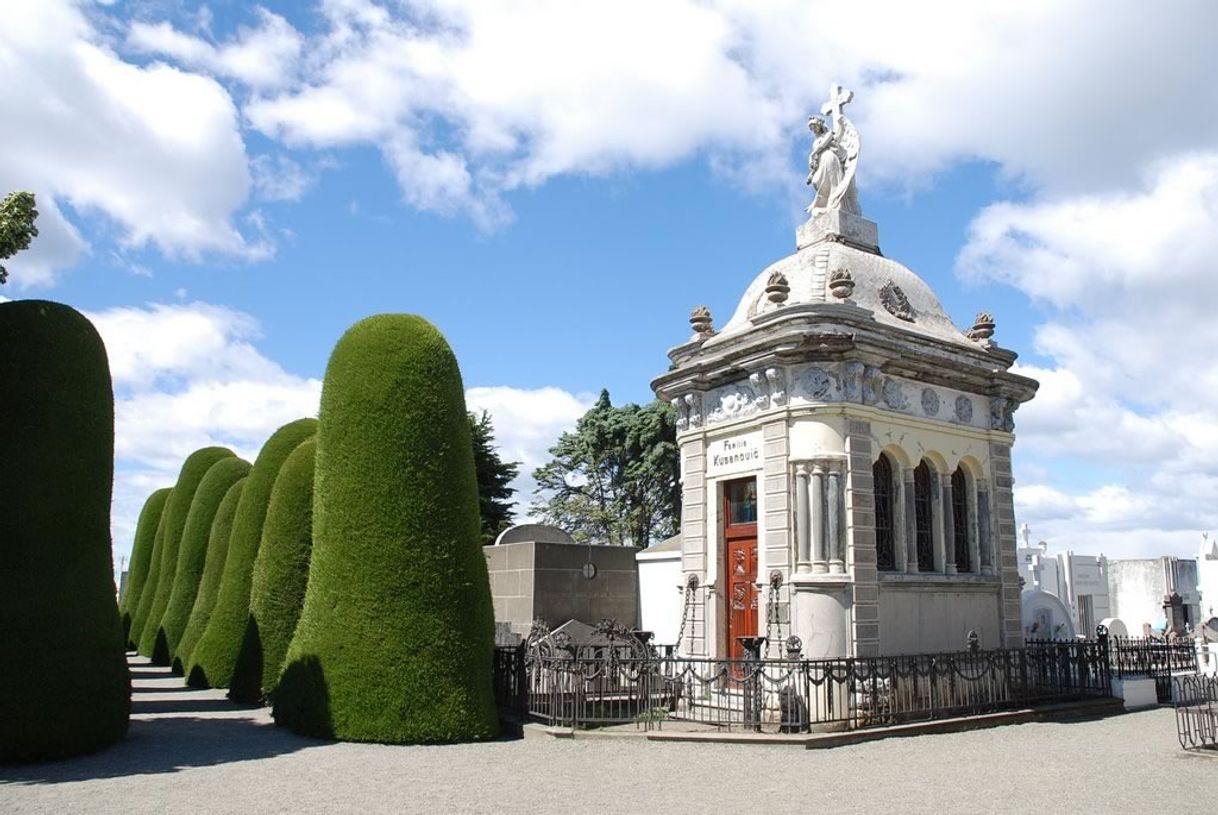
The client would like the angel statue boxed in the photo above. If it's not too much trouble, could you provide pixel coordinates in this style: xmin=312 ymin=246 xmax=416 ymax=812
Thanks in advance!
xmin=805 ymin=84 xmax=861 ymax=216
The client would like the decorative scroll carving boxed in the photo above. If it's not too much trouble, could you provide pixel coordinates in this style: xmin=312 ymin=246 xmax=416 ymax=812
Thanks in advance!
xmin=766 ymin=368 xmax=787 ymax=406
xmin=684 ymin=392 xmax=703 ymax=428
xmin=749 ymin=371 xmax=769 ymax=411
xmin=954 ymin=394 xmax=974 ymax=424
xmin=843 ymin=361 xmax=864 ymax=403
xmin=921 ymin=388 xmax=940 ymax=416
xmin=988 ymin=397 xmax=1017 ymax=432
xmin=879 ymin=282 xmax=915 ymax=322
xmin=671 ymin=397 xmax=688 ymax=431
xmin=862 ymin=365 xmax=883 ymax=406
xmin=882 ymin=378 xmax=910 ymax=411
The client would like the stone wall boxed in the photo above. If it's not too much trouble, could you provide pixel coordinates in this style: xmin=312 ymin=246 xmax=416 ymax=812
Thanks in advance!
xmin=878 ymin=581 xmax=1002 ymax=654
xmin=483 ymin=540 xmax=640 ymax=635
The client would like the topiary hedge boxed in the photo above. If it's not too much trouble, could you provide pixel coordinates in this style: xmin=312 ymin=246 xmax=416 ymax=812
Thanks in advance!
xmin=230 ymin=437 xmax=317 ymax=703
xmin=136 ymin=447 xmax=236 ymax=663
xmin=175 ymin=477 xmax=246 ymax=674
xmin=160 ymin=456 xmax=251 ymax=668
xmin=128 ymin=496 xmax=171 ymax=652
xmin=186 ymin=418 xmax=318 ymax=688
xmin=0 ymin=299 xmax=130 ymax=762
xmin=120 ymin=488 xmax=171 ymax=647
xmin=273 ymin=315 xmax=497 ymax=744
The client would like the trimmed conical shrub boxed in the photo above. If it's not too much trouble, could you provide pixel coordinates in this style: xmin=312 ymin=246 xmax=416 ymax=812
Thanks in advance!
xmin=137 ymin=447 xmax=236 ymax=663
xmin=0 ymin=299 xmax=129 ymax=762
xmin=120 ymin=487 xmax=171 ymax=646
xmin=273 ymin=315 xmax=497 ymax=744
xmin=175 ymin=478 xmax=246 ymax=674
xmin=128 ymin=498 xmax=171 ymax=651
xmin=230 ymin=437 xmax=317 ymax=703
xmin=160 ymin=456 xmax=251 ymax=667
xmin=187 ymin=418 xmax=318 ymax=688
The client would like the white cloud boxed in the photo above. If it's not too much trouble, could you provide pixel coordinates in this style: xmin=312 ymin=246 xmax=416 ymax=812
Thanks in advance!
xmin=968 ymin=155 xmax=1218 ymax=558
xmin=0 ymin=1 xmax=265 ymax=286
xmin=126 ymin=8 xmax=302 ymax=90
xmin=250 ymin=154 xmax=316 ymax=202
xmin=465 ymin=385 xmax=596 ymax=519
xmin=86 ymin=302 xmax=321 ymax=562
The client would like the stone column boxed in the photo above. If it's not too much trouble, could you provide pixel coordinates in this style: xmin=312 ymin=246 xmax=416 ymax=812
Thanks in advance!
xmin=794 ymin=462 xmax=811 ymax=573
xmin=893 ymin=472 xmax=908 ymax=573
xmin=978 ymin=487 xmax=994 ymax=576
xmin=811 ymin=463 xmax=827 ymax=573
xmin=903 ymin=468 xmax=919 ymax=573
xmin=930 ymin=473 xmax=945 ymax=573
xmin=968 ymin=484 xmax=982 ymax=575
xmin=827 ymin=467 xmax=844 ymax=574
xmin=942 ymin=474 xmax=957 ymax=574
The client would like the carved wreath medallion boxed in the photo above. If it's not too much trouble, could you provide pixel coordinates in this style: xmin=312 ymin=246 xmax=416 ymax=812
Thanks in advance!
xmin=921 ymin=388 xmax=940 ymax=416
xmin=879 ymin=281 xmax=915 ymax=322
xmin=954 ymin=395 xmax=974 ymax=424
xmin=799 ymin=366 xmax=834 ymax=400
xmin=882 ymin=378 xmax=909 ymax=410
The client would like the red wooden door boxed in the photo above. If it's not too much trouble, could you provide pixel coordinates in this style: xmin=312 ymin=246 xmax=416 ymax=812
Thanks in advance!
xmin=723 ymin=478 xmax=758 ymax=662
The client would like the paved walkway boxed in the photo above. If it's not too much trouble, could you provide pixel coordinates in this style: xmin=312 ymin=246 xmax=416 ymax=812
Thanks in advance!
xmin=1 ymin=655 xmax=1212 ymax=814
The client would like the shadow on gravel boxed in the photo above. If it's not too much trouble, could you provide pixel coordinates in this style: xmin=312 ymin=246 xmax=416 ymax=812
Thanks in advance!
xmin=131 ymin=697 xmax=263 ymax=715
xmin=0 ymin=715 xmax=320 ymax=783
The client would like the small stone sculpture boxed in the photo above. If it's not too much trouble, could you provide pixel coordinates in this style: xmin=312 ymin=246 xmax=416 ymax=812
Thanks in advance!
xmin=690 ymin=305 xmax=714 ymax=338
xmin=765 ymin=271 xmax=790 ymax=305
xmin=806 ymin=84 xmax=861 ymax=216
xmin=828 ymin=267 xmax=855 ymax=300
xmin=967 ymin=311 xmax=996 ymax=342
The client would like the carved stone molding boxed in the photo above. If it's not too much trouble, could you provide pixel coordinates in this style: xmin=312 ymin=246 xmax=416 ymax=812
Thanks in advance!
xmin=842 ymin=361 xmax=864 ymax=403
xmin=707 ymin=383 xmax=758 ymax=425
xmin=798 ymin=365 xmax=835 ymax=401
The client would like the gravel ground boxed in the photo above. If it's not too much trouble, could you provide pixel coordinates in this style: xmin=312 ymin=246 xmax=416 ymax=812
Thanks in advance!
xmin=2 ymin=656 xmax=1214 ymax=814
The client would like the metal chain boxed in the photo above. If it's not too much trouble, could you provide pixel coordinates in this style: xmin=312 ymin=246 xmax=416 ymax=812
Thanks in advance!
xmin=675 ymin=574 xmax=698 ymax=654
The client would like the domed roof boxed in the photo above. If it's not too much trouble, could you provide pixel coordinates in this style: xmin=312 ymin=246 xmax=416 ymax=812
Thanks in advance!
xmin=710 ymin=238 xmax=973 ymax=348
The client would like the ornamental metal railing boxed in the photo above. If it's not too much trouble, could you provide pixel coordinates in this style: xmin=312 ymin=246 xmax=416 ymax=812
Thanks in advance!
xmin=1173 ymin=674 xmax=1218 ymax=751
xmin=1107 ymin=633 xmax=1199 ymax=703
xmin=494 ymin=621 xmax=1111 ymax=733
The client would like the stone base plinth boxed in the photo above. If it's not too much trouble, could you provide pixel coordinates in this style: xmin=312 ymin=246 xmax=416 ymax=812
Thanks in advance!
xmin=796 ymin=210 xmax=879 ymax=252
xmin=790 ymin=575 xmax=852 ymax=659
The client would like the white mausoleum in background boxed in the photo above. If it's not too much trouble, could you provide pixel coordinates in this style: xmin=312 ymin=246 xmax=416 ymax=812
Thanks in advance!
xmin=649 ymin=85 xmax=1038 ymax=659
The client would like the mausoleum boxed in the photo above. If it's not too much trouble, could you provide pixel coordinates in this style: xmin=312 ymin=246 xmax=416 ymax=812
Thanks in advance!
xmin=650 ymin=86 xmax=1038 ymax=659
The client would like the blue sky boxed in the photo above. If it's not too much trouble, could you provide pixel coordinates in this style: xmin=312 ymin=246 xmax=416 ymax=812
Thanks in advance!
xmin=5 ymin=1 xmax=1218 ymax=567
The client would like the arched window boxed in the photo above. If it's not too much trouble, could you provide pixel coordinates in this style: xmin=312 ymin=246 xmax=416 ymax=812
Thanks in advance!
xmin=913 ymin=461 xmax=934 ymax=571
xmin=873 ymin=454 xmax=895 ymax=571
xmin=951 ymin=467 xmax=971 ymax=572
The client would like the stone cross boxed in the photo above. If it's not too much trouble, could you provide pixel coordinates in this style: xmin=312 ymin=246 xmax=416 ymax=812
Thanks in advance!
xmin=820 ymin=83 xmax=854 ymax=121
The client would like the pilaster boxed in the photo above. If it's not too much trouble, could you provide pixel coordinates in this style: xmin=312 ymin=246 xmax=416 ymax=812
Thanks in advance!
xmin=846 ymin=419 xmax=879 ymax=657
xmin=990 ymin=441 xmax=1022 ymax=647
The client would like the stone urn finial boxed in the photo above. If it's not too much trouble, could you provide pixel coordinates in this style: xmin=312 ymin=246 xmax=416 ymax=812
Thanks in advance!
xmin=828 ymin=267 xmax=855 ymax=300
xmin=690 ymin=305 xmax=715 ymax=338
xmin=765 ymin=271 xmax=790 ymax=305
xmin=967 ymin=311 xmax=995 ymax=341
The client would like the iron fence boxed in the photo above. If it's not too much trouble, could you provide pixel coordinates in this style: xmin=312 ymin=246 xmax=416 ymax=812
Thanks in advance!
xmin=1173 ymin=674 xmax=1218 ymax=751
xmin=495 ymin=622 xmax=1111 ymax=733
xmin=1110 ymin=635 xmax=1199 ymax=702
